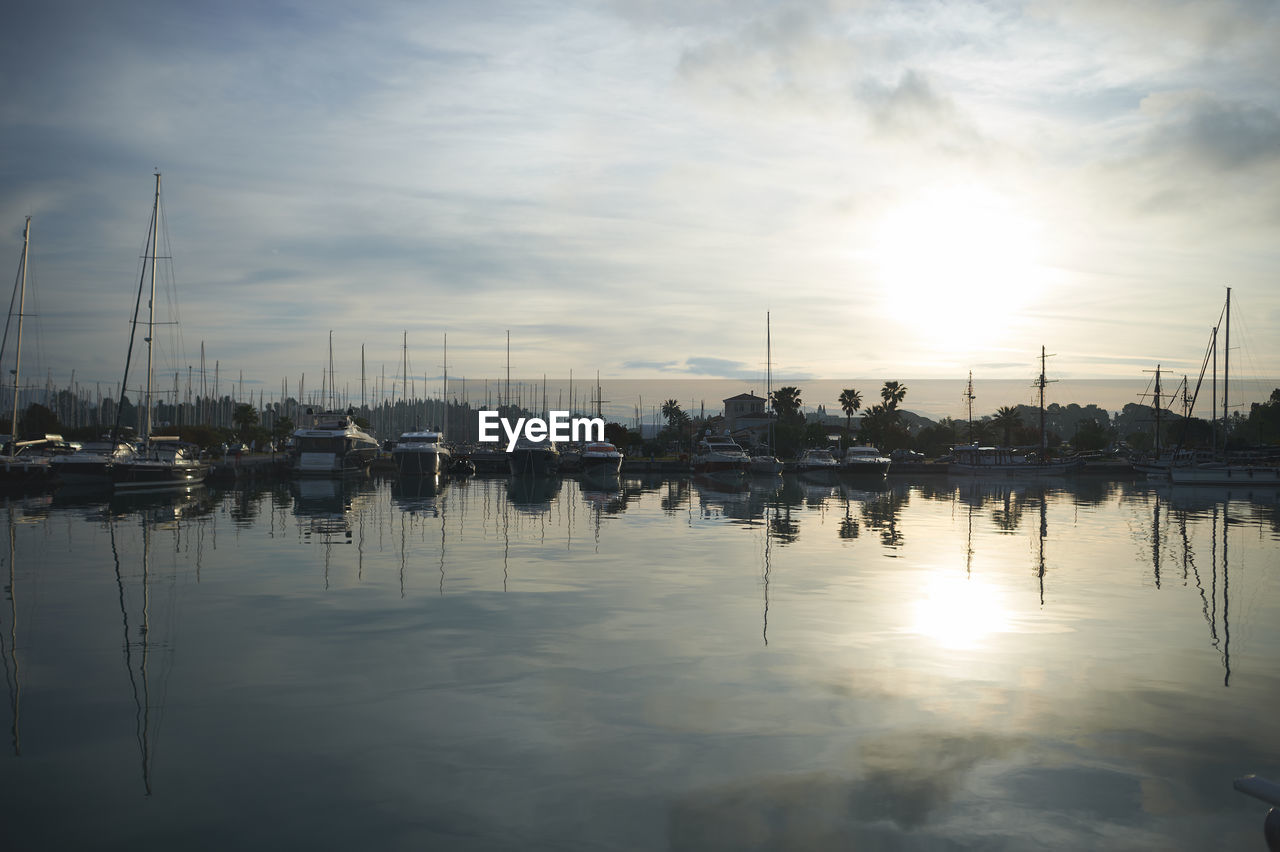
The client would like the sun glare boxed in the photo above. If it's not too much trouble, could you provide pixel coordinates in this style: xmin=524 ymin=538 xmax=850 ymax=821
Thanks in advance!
xmin=871 ymin=184 xmax=1045 ymax=350
xmin=910 ymin=573 xmax=1009 ymax=650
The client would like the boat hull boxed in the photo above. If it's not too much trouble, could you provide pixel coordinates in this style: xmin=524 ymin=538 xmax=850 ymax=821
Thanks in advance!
xmin=294 ymin=447 xmax=379 ymax=476
xmin=509 ymin=448 xmax=559 ymax=477
xmin=112 ymin=459 xmax=210 ymax=489
xmin=579 ymin=455 xmax=622 ymax=476
xmin=1169 ymin=465 xmax=1280 ymax=486
xmin=393 ymin=448 xmax=450 ymax=477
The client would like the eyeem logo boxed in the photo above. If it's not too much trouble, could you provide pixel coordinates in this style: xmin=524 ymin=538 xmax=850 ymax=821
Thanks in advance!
xmin=478 ymin=410 xmax=605 ymax=452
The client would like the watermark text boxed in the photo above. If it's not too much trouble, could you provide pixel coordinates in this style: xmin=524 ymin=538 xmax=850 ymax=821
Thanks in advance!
xmin=478 ymin=411 xmax=605 ymax=451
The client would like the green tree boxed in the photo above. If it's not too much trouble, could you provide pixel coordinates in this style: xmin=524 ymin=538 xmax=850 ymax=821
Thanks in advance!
xmin=992 ymin=406 xmax=1022 ymax=446
xmin=232 ymin=403 xmax=259 ymax=436
xmin=770 ymin=386 xmax=803 ymax=425
xmin=880 ymin=381 xmax=907 ymax=409
xmin=272 ymin=416 xmax=295 ymax=446
xmin=661 ymin=399 xmax=684 ymax=429
xmin=838 ymin=388 xmax=862 ymax=442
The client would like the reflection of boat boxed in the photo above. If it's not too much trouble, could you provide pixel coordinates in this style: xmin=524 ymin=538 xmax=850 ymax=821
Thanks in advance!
xmin=693 ymin=434 xmax=749 ymax=475
xmin=392 ymin=429 xmax=451 ymax=476
xmin=506 ymin=474 xmax=561 ymax=511
xmin=508 ymin=437 xmax=559 ymax=477
xmin=390 ymin=474 xmax=448 ymax=513
xmin=292 ymin=412 xmax=380 ymax=476
xmin=579 ymin=441 xmax=623 ymax=476
xmin=841 ymin=445 xmax=891 ymax=478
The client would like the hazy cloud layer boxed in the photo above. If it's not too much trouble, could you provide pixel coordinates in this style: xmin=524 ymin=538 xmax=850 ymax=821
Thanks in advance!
xmin=2 ymin=0 xmax=1277 ymax=403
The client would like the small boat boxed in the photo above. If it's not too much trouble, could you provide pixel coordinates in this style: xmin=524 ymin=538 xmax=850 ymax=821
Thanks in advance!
xmin=692 ymin=434 xmax=750 ymax=475
xmin=748 ymin=450 xmax=784 ymax=476
xmin=579 ymin=441 xmax=623 ymax=476
xmin=112 ymin=437 xmax=210 ymax=489
xmin=841 ymin=445 xmax=891 ymax=478
xmin=796 ymin=447 xmax=840 ymax=475
xmin=392 ymin=428 xmax=451 ymax=476
xmin=292 ymin=412 xmax=381 ymax=476
xmin=508 ymin=436 xmax=560 ymax=477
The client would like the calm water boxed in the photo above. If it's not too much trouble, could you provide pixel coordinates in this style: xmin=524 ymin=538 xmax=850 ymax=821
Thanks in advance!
xmin=3 ymin=473 xmax=1279 ymax=850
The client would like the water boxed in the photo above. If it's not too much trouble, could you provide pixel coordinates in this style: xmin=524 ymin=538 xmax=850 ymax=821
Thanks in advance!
xmin=3 ymin=474 xmax=1279 ymax=850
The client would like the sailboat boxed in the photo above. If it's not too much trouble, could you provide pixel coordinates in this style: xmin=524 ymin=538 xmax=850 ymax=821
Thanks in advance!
xmin=949 ymin=348 xmax=1083 ymax=476
xmin=109 ymin=174 xmax=210 ymax=490
xmin=1169 ymin=289 xmax=1280 ymax=486
xmin=748 ymin=312 xmax=784 ymax=476
xmin=0 ymin=218 xmax=53 ymax=485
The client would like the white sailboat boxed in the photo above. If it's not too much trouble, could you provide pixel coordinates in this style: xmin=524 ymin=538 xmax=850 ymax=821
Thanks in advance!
xmin=110 ymin=174 xmax=209 ymax=490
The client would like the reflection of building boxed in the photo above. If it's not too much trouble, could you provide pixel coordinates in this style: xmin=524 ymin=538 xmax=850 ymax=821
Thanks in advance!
xmin=723 ymin=393 xmax=772 ymax=446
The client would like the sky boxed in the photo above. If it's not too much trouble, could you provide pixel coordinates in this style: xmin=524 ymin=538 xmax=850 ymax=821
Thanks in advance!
xmin=2 ymin=0 xmax=1279 ymax=414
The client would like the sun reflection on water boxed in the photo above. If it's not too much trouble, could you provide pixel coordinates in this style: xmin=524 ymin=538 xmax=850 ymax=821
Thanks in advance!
xmin=910 ymin=573 xmax=1010 ymax=650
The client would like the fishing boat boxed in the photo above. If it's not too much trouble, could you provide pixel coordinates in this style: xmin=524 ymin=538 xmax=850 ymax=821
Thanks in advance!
xmin=107 ymin=174 xmax=209 ymax=490
xmin=392 ymin=429 xmax=451 ymax=476
xmin=292 ymin=412 xmax=380 ymax=475
xmin=841 ymin=445 xmax=891 ymax=478
xmin=579 ymin=440 xmax=623 ymax=476
xmin=692 ymin=433 xmax=750 ymax=475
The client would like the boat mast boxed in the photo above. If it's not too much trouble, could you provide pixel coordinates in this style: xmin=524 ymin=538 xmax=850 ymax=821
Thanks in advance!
xmin=328 ymin=330 xmax=335 ymax=411
xmin=766 ymin=312 xmax=773 ymax=448
xmin=965 ymin=370 xmax=974 ymax=444
xmin=505 ymin=330 xmax=510 ymax=411
xmin=143 ymin=174 xmax=160 ymax=443
xmin=1037 ymin=346 xmax=1047 ymax=454
xmin=8 ymin=217 xmax=29 ymax=454
xmin=1153 ymin=365 xmax=1162 ymax=457
xmin=1222 ymin=287 xmax=1230 ymax=449
xmin=442 ymin=333 xmax=447 ymax=437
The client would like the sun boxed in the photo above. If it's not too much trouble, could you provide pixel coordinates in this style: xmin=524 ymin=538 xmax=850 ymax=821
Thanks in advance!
xmin=870 ymin=183 xmax=1047 ymax=350
xmin=910 ymin=572 xmax=1010 ymax=650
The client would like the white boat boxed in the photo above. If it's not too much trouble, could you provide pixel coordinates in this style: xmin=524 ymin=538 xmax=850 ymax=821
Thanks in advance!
xmin=692 ymin=434 xmax=750 ymax=475
xmin=841 ymin=445 xmax=891 ymax=477
xmin=579 ymin=441 xmax=623 ymax=476
xmin=796 ymin=448 xmax=840 ymax=475
xmin=107 ymin=174 xmax=209 ymax=490
xmin=392 ymin=429 xmax=451 ymax=476
xmin=292 ymin=412 xmax=380 ymax=475
xmin=748 ymin=451 xmax=784 ymax=476
xmin=112 ymin=437 xmax=210 ymax=489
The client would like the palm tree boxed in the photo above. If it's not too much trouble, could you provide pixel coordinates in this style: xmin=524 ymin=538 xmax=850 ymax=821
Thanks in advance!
xmin=993 ymin=405 xmax=1022 ymax=446
xmin=770 ymin=386 xmax=803 ymax=424
xmin=838 ymin=388 xmax=862 ymax=443
xmin=661 ymin=399 xmax=683 ymax=429
xmin=880 ymin=381 xmax=907 ymax=409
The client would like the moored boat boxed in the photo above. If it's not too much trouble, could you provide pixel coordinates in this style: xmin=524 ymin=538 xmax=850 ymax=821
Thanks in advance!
xmin=796 ymin=448 xmax=840 ymax=475
xmin=841 ymin=445 xmax=891 ymax=478
xmin=579 ymin=441 xmax=623 ymax=476
xmin=112 ymin=437 xmax=210 ymax=489
xmin=292 ymin=413 xmax=381 ymax=475
xmin=392 ymin=429 xmax=451 ymax=476
xmin=693 ymin=434 xmax=750 ymax=475
xmin=509 ymin=436 xmax=560 ymax=477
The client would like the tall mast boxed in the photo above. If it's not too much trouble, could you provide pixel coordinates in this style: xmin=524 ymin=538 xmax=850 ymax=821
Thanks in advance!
xmin=8 ymin=217 xmax=29 ymax=452
xmin=1222 ymin=287 xmax=1230 ymax=446
xmin=1153 ymin=365 xmax=1162 ymax=456
xmin=442 ymin=333 xmax=448 ymax=437
xmin=144 ymin=173 xmax=160 ymax=442
xmin=766 ymin=312 xmax=773 ymax=447
xmin=1211 ymin=325 xmax=1218 ymax=454
xmin=328 ymin=330 xmax=335 ymax=411
xmin=1037 ymin=346 xmax=1047 ymax=454
xmin=361 ymin=344 xmax=366 ymax=411
xmin=965 ymin=370 xmax=974 ymax=443
xmin=505 ymin=330 xmax=510 ymax=411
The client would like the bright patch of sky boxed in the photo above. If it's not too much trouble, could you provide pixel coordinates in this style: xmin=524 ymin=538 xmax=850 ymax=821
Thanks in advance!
xmin=2 ymin=0 xmax=1278 ymax=404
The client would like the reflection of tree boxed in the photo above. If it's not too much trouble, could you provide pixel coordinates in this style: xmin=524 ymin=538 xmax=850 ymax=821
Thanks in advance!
xmin=860 ymin=490 xmax=907 ymax=547
xmin=660 ymin=478 xmax=690 ymax=513
xmin=769 ymin=508 xmax=799 ymax=544
xmin=838 ymin=516 xmax=860 ymax=540
xmin=990 ymin=490 xmax=1026 ymax=532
